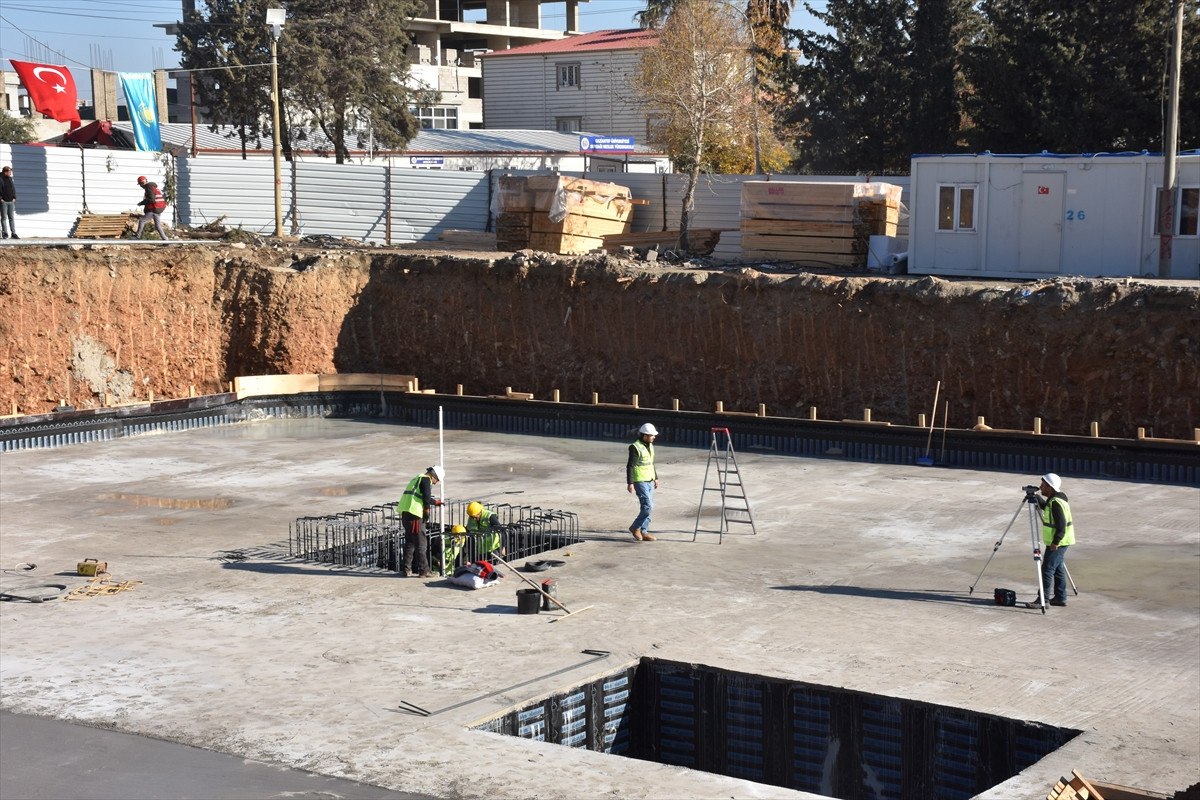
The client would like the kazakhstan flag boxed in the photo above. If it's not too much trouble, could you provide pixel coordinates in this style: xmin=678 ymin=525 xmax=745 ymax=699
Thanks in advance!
xmin=119 ymin=72 xmax=162 ymax=152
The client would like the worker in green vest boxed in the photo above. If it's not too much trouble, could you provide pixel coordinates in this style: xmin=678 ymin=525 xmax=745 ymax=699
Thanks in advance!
xmin=1037 ymin=472 xmax=1075 ymax=607
xmin=435 ymin=524 xmax=469 ymax=574
xmin=397 ymin=465 xmax=443 ymax=578
xmin=626 ymin=423 xmax=659 ymax=541
xmin=466 ymin=501 xmax=506 ymax=557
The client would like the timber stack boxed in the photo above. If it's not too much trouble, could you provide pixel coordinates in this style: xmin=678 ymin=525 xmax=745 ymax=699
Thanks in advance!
xmin=496 ymin=175 xmax=634 ymax=255
xmin=740 ymin=181 xmax=903 ymax=268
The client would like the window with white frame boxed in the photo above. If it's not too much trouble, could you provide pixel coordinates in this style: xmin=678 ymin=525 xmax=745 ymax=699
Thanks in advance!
xmin=557 ymin=62 xmax=581 ymax=90
xmin=1153 ymin=186 xmax=1199 ymax=237
xmin=556 ymin=116 xmax=582 ymax=133
xmin=937 ymin=184 xmax=977 ymax=232
xmin=409 ymin=105 xmax=458 ymax=129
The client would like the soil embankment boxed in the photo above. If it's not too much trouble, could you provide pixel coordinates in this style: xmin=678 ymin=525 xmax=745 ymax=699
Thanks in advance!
xmin=1 ymin=244 xmax=1196 ymax=439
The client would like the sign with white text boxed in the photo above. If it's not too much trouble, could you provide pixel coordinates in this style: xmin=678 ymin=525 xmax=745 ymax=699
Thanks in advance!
xmin=579 ymin=136 xmax=635 ymax=154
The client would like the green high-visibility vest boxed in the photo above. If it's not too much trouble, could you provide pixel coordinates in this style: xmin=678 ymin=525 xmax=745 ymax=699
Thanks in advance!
xmin=467 ymin=508 xmax=501 ymax=553
xmin=1041 ymin=496 xmax=1075 ymax=546
xmin=397 ymin=474 xmax=427 ymax=517
xmin=630 ymin=439 xmax=655 ymax=483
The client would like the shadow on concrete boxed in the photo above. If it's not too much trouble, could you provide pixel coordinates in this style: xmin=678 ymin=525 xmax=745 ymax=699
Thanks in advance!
xmin=221 ymin=561 xmax=401 ymax=578
xmin=773 ymin=584 xmax=1012 ymax=607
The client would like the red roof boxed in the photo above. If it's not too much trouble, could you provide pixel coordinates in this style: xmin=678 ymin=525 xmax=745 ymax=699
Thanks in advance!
xmin=483 ymin=28 xmax=658 ymax=57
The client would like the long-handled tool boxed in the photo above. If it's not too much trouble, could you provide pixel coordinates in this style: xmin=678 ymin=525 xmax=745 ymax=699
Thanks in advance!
xmin=491 ymin=553 xmax=592 ymax=621
xmin=917 ymin=380 xmax=941 ymax=466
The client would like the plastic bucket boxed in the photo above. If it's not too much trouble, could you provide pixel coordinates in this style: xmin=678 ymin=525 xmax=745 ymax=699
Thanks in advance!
xmin=516 ymin=588 xmax=541 ymax=614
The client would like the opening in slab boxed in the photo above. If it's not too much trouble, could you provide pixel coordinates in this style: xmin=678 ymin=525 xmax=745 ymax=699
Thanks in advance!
xmin=474 ymin=658 xmax=1080 ymax=800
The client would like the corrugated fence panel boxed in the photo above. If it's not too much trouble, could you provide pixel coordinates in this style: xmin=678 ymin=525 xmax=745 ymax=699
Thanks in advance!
xmin=390 ymin=168 xmax=489 ymax=242
xmin=0 ymin=144 xmax=161 ymax=238
xmin=81 ymin=149 xmax=171 ymax=222
xmin=294 ymin=161 xmax=388 ymax=242
xmin=178 ymin=154 xmax=292 ymax=233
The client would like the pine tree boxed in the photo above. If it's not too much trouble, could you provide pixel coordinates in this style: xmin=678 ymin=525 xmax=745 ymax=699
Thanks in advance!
xmin=788 ymin=0 xmax=914 ymax=173
xmin=907 ymin=0 xmax=981 ymax=155
xmin=283 ymin=0 xmax=426 ymax=163
xmin=964 ymin=0 xmax=1199 ymax=152
xmin=175 ymin=0 xmax=275 ymax=158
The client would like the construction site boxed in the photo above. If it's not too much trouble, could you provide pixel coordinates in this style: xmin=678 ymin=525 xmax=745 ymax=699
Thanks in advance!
xmin=0 ymin=212 xmax=1199 ymax=800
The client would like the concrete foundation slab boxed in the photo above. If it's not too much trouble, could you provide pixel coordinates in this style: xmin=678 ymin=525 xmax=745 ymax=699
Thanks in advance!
xmin=0 ymin=419 xmax=1196 ymax=799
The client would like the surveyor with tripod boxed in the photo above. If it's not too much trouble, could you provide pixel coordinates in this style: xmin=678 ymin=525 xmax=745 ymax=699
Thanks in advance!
xmin=1038 ymin=473 xmax=1074 ymax=607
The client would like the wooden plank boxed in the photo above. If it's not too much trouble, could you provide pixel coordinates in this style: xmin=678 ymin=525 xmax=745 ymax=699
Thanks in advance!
xmin=318 ymin=373 xmax=417 ymax=392
xmin=1089 ymin=780 xmax=1170 ymax=800
xmin=742 ymin=204 xmax=859 ymax=223
xmin=438 ymin=229 xmax=498 ymax=249
xmin=743 ymin=232 xmax=866 ymax=255
xmin=743 ymin=181 xmax=862 ymax=206
xmin=532 ymin=212 xmax=631 ymax=238
xmin=528 ymin=231 xmax=604 ymax=255
xmin=602 ymin=228 xmax=723 ymax=255
xmin=741 ymin=219 xmax=858 ymax=236
xmin=234 ymin=374 xmax=320 ymax=399
xmin=741 ymin=249 xmax=864 ymax=267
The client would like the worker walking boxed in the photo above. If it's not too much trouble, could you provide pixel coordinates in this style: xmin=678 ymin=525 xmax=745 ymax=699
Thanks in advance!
xmin=134 ymin=175 xmax=170 ymax=240
xmin=466 ymin=500 xmax=506 ymax=558
xmin=398 ymin=465 xmax=444 ymax=578
xmin=1037 ymin=473 xmax=1074 ymax=607
xmin=626 ymin=423 xmax=659 ymax=541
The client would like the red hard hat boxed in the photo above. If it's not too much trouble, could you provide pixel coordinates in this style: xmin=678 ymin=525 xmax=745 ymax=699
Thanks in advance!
xmin=136 ymin=175 xmax=147 ymax=183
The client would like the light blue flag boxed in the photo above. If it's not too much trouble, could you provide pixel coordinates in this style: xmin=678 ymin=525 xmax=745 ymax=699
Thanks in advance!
xmin=119 ymin=72 xmax=162 ymax=152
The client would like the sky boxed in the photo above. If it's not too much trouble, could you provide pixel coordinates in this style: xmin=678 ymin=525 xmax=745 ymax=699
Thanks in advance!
xmin=1 ymin=1 xmax=822 ymax=101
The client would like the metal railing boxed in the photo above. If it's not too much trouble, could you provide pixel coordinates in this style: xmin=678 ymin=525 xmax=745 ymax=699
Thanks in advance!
xmin=290 ymin=499 xmax=580 ymax=575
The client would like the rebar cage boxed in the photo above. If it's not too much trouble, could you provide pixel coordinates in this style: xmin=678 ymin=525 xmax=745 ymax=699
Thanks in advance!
xmin=290 ymin=500 xmax=580 ymax=575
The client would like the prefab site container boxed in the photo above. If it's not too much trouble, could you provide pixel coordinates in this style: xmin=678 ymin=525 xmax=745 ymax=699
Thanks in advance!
xmin=908 ymin=151 xmax=1200 ymax=279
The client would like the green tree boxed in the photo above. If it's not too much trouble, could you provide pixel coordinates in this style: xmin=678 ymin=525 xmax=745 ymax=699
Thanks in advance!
xmin=0 ymin=114 xmax=36 ymax=144
xmin=788 ymin=0 xmax=914 ymax=173
xmin=635 ymin=0 xmax=758 ymax=249
xmin=175 ymin=0 xmax=275 ymax=158
xmin=283 ymin=0 xmax=426 ymax=163
xmin=963 ymin=0 xmax=1200 ymax=152
xmin=907 ymin=0 xmax=981 ymax=155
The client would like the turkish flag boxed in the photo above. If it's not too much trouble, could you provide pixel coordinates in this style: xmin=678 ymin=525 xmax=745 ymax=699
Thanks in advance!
xmin=10 ymin=60 xmax=82 ymax=126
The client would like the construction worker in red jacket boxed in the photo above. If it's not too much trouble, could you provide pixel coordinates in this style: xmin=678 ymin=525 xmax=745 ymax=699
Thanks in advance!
xmin=134 ymin=175 xmax=170 ymax=240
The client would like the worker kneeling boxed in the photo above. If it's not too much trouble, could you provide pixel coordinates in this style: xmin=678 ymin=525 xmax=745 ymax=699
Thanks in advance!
xmin=466 ymin=501 xmax=506 ymax=558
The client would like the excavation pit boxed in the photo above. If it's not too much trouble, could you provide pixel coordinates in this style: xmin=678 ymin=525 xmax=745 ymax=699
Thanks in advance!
xmin=475 ymin=658 xmax=1080 ymax=799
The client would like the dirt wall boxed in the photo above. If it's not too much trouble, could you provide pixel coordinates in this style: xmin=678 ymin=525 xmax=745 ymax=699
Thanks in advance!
xmin=1 ymin=245 xmax=1197 ymax=439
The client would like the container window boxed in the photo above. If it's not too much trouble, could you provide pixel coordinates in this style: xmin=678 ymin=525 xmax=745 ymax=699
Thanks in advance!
xmin=937 ymin=184 xmax=976 ymax=232
xmin=1153 ymin=186 xmax=1200 ymax=237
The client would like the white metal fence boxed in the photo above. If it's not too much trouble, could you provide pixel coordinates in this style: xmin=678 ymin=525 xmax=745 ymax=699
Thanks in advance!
xmin=1 ymin=143 xmax=909 ymax=246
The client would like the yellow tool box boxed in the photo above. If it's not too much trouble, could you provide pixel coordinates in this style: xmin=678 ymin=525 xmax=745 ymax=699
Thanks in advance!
xmin=76 ymin=559 xmax=108 ymax=577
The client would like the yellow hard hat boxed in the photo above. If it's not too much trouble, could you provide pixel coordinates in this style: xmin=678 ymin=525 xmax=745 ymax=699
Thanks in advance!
xmin=450 ymin=524 xmax=467 ymax=534
xmin=467 ymin=501 xmax=484 ymax=518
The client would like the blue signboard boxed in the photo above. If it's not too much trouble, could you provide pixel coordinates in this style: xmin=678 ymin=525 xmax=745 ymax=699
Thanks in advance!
xmin=579 ymin=136 xmax=635 ymax=154
xmin=410 ymin=157 xmax=444 ymax=166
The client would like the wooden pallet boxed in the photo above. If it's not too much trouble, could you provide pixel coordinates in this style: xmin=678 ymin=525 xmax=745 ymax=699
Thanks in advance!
xmin=602 ymin=228 xmax=725 ymax=255
xmin=72 ymin=213 xmax=138 ymax=239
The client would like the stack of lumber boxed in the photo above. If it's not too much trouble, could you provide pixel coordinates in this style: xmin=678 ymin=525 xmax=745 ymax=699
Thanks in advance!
xmin=602 ymin=228 xmax=725 ymax=256
xmin=496 ymin=175 xmax=634 ymax=255
xmin=740 ymin=181 xmax=903 ymax=268
xmin=72 ymin=212 xmax=138 ymax=239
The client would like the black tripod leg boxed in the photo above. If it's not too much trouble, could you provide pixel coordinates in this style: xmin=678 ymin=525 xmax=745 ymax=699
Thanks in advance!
xmin=970 ymin=501 xmax=1024 ymax=594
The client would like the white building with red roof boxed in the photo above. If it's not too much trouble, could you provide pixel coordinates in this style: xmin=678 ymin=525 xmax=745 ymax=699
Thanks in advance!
xmin=480 ymin=28 xmax=659 ymax=143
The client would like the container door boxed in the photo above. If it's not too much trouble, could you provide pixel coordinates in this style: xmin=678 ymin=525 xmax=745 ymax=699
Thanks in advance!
xmin=1018 ymin=173 xmax=1065 ymax=272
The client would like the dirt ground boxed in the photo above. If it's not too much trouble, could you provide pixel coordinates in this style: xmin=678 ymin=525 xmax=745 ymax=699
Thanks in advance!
xmin=0 ymin=419 xmax=1197 ymax=799
xmin=1 ymin=242 xmax=1198 ymax=439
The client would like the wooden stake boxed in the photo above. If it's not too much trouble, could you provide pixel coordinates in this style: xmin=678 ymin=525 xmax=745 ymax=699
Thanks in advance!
xmin=632 ymin=394 xmax=639 ymax=408
xmin=863 ymin=408 xmax=872 ymax=422
xmin=758 ymin=403 xmax=766 ymax=417
xmin=672 ymin=398 xmax=680 ymax=411
xmin=1090 ymin=421 xmax=1099 ymax=437
xmin=808 ymin=406 xmax=817 ymax=420
xmin=716 ymin=401 xmax=724 ymax=413
xmin=1034 ymin=417 xmax=1042 ymax=435
xmin=1137 ymin=427 xmax=1146 ymax=439
xmin=918 ymin=413 xmax=927 ymax=427
xmin=591 ymin=392 xmax=599 ymax=405
xmin=553 ymin=388 xmax=560 ymax=403
xmin=923 ymin=380 xmax=941 ymax=457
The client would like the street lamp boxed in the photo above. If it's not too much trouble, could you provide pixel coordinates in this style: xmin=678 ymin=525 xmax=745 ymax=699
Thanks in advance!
xmin=266 ymin=7 xmax=286 ymax=238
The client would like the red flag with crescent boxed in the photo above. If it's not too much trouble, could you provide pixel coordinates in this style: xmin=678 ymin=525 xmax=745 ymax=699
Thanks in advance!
xmin=10 ymin=60 xmax=82 ymax=126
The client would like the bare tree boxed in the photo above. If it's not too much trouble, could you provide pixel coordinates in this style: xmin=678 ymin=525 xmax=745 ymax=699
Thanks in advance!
xmin=634 ymin=0 xmax=755 ymax=250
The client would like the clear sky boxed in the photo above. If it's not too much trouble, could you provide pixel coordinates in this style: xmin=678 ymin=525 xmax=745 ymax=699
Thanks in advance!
xmin=0 ymin=1 xmax=818 ymax=102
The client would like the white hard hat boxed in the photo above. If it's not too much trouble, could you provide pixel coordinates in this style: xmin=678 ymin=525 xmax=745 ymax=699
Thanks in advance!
xmin=1041 ymin=473 xmax=1062 ymax=492
xmin=428 ymin=465 xmax=445 ymax=482
xmin=639 ymin=423 xmax=658 ymax=436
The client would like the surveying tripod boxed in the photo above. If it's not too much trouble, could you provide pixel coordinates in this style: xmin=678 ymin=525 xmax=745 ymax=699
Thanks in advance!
xmin=969 ymin=485 xmax=1077 ymax=614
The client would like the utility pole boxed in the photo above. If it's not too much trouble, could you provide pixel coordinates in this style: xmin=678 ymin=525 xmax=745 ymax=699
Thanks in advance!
xmin=1158 ymin=0 xmax=1184 ymax=279
xmin=267 ymin=7 xmax=286 ymax=239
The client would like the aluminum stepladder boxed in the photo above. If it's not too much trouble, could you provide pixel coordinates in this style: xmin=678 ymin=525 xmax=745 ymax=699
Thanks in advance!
xmin=692 ymin=427 xmax=757 ymax=544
